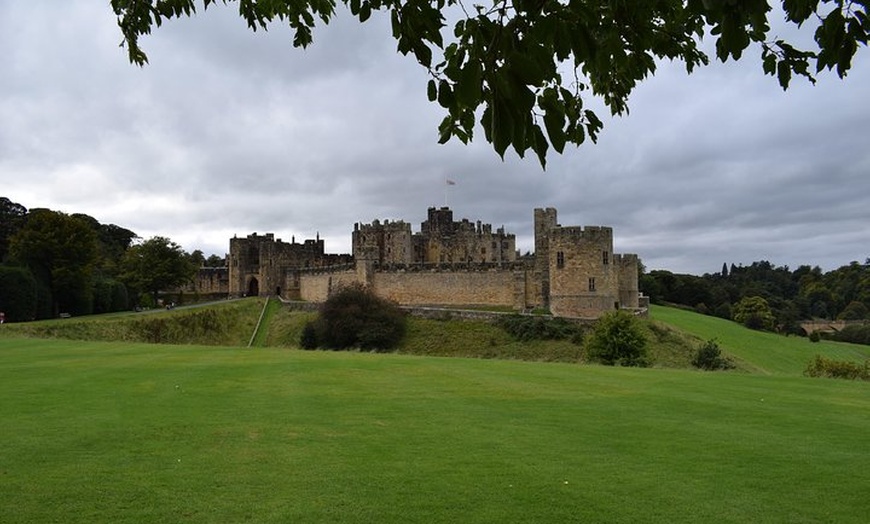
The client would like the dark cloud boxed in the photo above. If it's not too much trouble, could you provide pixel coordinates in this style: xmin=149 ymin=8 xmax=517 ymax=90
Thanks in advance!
xmin=2 ymin=1 xmax=868 ymax=275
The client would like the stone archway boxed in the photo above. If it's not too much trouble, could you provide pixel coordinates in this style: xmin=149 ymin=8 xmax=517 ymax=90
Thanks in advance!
xmin=247 ymin=277 xmax=259 ymax=297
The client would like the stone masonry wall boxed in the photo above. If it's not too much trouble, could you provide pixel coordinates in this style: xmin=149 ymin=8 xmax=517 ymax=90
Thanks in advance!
xmin=548 ymin=226 xmax=620 ymax=318
xmin=299 ymin=270 xmax=361 ymax=302
xmin=371 ymin=270 xmax=522 ymax=309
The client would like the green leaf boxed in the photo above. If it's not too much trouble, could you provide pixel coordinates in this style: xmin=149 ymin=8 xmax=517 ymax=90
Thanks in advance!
xmin=455 ymin=61 xmax=482 ymax=107
xmin=776 ymin=60 xmax=792 ymax=89
xmin=491 ymin=100 xmax=513 ymax=159
xmin=543 ymin=107 xmax=566 ymax=154
xmin=427 ymin=79 xmax=437 ymax=102
xmin=762 ymin=52 xmax=776 ymax=76
xmin=437 ymin=79 xmax=454 ymax=109
xmin=359 ymin=2 xmax=371 ymax=22
xmin=531 ymin=124 xmax=549 ymax=169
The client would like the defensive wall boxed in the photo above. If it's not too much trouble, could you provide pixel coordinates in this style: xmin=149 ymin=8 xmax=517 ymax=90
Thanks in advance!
xmin=198 ymin=207 xmax=644 ymax=319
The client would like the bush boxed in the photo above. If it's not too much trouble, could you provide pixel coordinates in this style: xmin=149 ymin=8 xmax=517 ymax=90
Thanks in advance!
xmin=804 ymin=355 xmax=870 ymax=381
xmin=310 ymin=284 xmax=407 ymax=352
xmin=299 ymin=321 xmax=319 ymax=349
xmin=713 ymin=302 xmax=732 ymax=320
xmin=691 ymin=339 xmax=735 ymax=371
xmin=586 ymin=311 xmax=648 ymax=367
xmin=808 ymin=331 xmax=821 ymax=343
xmin=496 ymin=314 xmax=584 ymax=342
xmin=827 ymin=324 xmax=870 ymax=346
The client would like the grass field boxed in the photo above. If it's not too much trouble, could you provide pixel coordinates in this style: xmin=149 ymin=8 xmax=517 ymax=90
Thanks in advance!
xmin=1 ymin=336 xmax=868 ymax=523
xmin=650 ymin=305 xmax=870 ymax=375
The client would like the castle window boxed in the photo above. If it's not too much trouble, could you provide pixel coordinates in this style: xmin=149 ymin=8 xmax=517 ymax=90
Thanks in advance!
xmin=556 ymin=251 xmax=565 ymax=269
xmin=603 ymin=251 xmax=609 ymax=265
xmin=481 ymin=248 xmax=486 ymax=255
xmin=492 ymin=241 xmax=497 ymax=249
xmin=588 ymin=277 xmax=596 ymax=292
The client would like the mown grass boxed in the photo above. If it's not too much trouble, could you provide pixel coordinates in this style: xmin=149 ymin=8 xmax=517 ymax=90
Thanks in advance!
xmin=0 ymin=337 xmax=867 ymax=523
xmin=5 ymin=301 xmax=868 ymax=375
xmin=249 ymin=298 xmax=283 ymax=347
xmin=651 ymin=305 xmax=870 ymax=375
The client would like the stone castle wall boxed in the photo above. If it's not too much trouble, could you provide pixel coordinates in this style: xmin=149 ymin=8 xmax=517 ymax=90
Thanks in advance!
xmin=298 ymin=269 xmax=361 ymax=302
xmin=204 ymin=207 xmax=643 ymax=319
xmin=370 ymin=268 xmax=524 ymax=308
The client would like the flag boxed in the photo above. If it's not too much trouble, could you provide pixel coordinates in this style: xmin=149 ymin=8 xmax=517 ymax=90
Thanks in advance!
xmin=446 ymin=179 xmax=456 ymax=186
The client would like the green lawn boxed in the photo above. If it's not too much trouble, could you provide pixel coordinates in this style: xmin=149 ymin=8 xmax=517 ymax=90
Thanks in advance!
xmin=651 ymin=304 xmax=870 ymax=375
xmin=1 ymin=337 xmax=868 ymax=523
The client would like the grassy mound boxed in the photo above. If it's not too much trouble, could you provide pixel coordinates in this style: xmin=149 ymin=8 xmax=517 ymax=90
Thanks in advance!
xmin=264 ymin=309 xmax=702 ymax=368
xmin=0 ymin=299 xmax=264 ymax=346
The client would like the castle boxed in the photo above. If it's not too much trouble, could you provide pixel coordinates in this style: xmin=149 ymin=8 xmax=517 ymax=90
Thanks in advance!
xmin=192 ymin=207 xmax=644 ymax=318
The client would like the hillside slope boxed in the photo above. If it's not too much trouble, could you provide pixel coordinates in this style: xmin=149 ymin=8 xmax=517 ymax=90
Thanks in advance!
xmin=651 ymin=305 xmax=870 ymax=375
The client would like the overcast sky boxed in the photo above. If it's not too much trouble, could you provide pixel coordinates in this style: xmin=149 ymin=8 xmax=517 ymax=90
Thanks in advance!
xmin=2 ymin=1 xmax=868 ymax=275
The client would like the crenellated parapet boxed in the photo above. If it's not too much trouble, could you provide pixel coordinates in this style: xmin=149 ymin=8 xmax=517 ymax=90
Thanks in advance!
xmin=202 ymin=206 xmax=642 ymax=319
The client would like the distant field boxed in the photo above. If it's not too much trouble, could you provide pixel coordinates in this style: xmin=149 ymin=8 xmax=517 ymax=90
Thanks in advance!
xmin=1 ymin=337 xmax=868 ymax=523
xmin=651 ymin=305 xmax=870 ymax=375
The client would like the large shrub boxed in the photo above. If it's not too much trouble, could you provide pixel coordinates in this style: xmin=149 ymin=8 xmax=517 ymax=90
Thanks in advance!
xmin=305 ymin=284 xmax=407 ymax=352
xmin=586 ymin=311 xmax=648 ymax=367
xmin=804 ymin=355 xmax=870 ymax=381
xmin=691 ymin=339 xmax=735 ymax=371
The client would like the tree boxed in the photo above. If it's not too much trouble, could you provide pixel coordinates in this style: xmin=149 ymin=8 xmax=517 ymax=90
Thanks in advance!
xmin=0 ymin=266 xmax=38 ymax=322
xmin=732 ymin=295 xmax=775 ymax=331
xmin=187 ymin=249 xmax=206 ymax=268
xmin=121 ymin=236 xmax=197 ymax=306
xmin=205 ymin=254 xmax=226 ymax=267
xmin=8 ymin=209 xmax=99 ymax=316
xmin=838 ymin=300 xmax=868 ymax=320
xmin=111 ymin=1 xmax=868 ymax=167
xmin=586 ymin=310 xmax=648 ymax=367
xmin=0 ymin=197 xmax=28 ymax=263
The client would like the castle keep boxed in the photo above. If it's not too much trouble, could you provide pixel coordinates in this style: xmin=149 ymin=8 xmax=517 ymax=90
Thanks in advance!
xmin=214 ymin=207 xmax=642 ymax=318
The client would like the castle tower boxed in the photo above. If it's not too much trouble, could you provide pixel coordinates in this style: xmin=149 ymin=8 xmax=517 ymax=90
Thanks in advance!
xmin=533 ymin=208 xmax=558 ymax=307
xmin=615 ymin=254 xmax=640 ymax=309
xmin=353 ymin=219 xmax=413 ymax=265
xmin=547 ymin=226 xmax=618 ymax=318
xmin=228 ymin=233 xmax=268 ymax=298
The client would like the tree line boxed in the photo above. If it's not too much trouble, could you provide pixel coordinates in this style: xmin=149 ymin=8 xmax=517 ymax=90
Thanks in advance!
xmin=641 ymin=259 xmax=870 ymax=334
xmin=0 ymin=197 xmax=224 ymax=322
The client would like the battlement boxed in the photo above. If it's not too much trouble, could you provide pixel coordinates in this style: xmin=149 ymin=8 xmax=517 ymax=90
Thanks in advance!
xmin=613 ymin=253 xmax=638 ymax=266
xmin=220 ymin=206 xmax=639 ymax=319
xmin=355 ymin=219 xmax=412 ymax=232
xmin=550 ymin=225 xmax=613 ymax=240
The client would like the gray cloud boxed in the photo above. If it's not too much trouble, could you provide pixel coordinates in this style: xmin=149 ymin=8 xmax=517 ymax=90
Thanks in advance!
xmin=2 ymin=1 xmax=868 ymax=274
